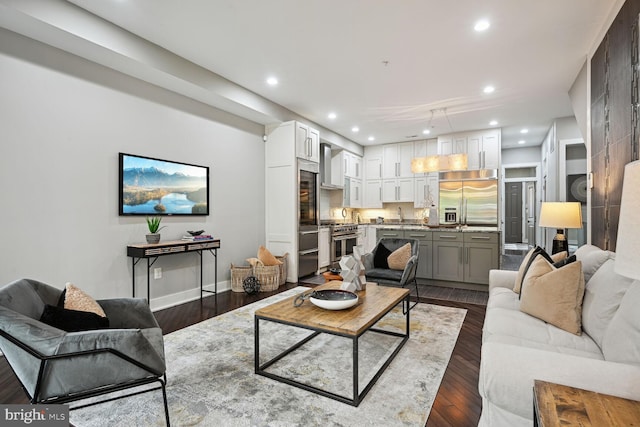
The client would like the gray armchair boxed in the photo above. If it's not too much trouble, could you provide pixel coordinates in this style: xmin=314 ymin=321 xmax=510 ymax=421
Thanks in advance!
xmin=0 ymin=278 xmax=170 ymax=425
xmin=363 ymin=238 xmax=420 ymax=311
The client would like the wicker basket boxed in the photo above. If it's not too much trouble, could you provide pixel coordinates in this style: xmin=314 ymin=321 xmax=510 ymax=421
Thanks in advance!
xmin=275 ymin=253 xmax=288 ymax=285
xmin=254 ymin=263 xmax=280 ymax=292
xmin=230 ymin=263 xmax=253 ymax=293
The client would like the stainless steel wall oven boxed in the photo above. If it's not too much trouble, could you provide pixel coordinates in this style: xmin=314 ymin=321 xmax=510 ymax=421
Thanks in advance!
xmin=298 ymin=160 xmax=319 ymax=278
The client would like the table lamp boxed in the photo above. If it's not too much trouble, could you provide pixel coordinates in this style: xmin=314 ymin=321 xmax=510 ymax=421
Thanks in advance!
xmin=615 ymin=160 xmax=640 ymax=280
xmin=539 ymin=202 xmax=583 ymax=254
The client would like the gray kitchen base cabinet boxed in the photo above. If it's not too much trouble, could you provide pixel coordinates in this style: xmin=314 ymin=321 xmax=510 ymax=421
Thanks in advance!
xmin=464 ymin=243 xmax=499 ymax=284
xmin=372 ymin=228 xmax=498 ymax=285
xmin=377 ymin=228 xmax=403 ymax=240
xmin=404 ymin=229 xmax=433 ymax=280
xmin=376 ymin=228 xmax=433 ymax=280
xmin=463 ymin=232 xmax=499 ymax=284
xmin=433 ymin=231 xmax=499 ymax=285
xmin=433 ymin=233 xmax=465 ymax=282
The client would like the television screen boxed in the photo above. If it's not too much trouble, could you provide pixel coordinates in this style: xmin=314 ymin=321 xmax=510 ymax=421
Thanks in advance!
xmin=119 ymin=153 xmax=209 ymax=216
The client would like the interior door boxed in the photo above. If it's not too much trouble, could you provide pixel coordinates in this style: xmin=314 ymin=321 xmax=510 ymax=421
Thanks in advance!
xmin=505 ymin=182 xmax=523 ymax=243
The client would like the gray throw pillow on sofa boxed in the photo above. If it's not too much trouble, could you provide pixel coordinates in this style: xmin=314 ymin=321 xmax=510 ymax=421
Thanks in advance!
xmin=582 ymin=259 xmax=635 ymax=348
xmin=601 ymin=281 xmax=640 ymax=364
xmin=575 ymin=245 xmax=614 ymax=284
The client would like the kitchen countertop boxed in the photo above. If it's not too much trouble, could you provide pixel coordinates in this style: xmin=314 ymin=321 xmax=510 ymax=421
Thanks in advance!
xmin=369 ymin=224 xmax=499 ymax=232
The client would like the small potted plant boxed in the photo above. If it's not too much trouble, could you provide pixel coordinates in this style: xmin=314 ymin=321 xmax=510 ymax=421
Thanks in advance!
xmin=146 ymin=216 xmax=166 ymax=244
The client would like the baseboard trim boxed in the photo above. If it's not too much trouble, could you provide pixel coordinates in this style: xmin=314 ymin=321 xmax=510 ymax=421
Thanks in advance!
xmin=150 ymin=280 xmax=231 ymax=312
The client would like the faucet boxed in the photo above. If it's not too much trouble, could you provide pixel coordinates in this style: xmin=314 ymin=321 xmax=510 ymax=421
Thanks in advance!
xmin=398 ymin=206 xmax=403 ymax=222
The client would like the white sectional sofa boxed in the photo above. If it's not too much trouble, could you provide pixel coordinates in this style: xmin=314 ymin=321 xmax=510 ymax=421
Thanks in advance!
xmin=478 ymin=244 xmax=640 ymax=426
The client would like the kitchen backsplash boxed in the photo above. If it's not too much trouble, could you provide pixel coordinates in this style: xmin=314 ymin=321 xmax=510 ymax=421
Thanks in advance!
xmin=321 ymin=200 xmax=429 ymax=224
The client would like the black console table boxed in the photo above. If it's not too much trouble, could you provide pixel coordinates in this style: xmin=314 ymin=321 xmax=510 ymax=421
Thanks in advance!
xmin=126 ymin=239 xmax=220 ymax=303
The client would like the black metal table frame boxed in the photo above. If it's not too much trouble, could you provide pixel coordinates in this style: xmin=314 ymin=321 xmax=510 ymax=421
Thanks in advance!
xmin=254 ymin=293 xmax=410 ymax=407
xmin=130 ymin=248 xmax=218 ymax=302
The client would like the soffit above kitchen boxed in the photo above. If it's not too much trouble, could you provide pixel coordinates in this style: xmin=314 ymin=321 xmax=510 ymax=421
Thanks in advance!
xmin=41 ymin=1 xmax=622 ymax=148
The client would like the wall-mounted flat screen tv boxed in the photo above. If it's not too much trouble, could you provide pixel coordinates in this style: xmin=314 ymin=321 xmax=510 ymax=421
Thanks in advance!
xmin=119 ymin=152 xmax=209 ymax=216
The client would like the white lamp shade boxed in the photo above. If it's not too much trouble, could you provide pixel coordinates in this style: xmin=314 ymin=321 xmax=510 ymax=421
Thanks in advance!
xmin=539 ymin=202 xmax=583 ymax=229
xmin=615 ymin=160 xmax=640 ymax=280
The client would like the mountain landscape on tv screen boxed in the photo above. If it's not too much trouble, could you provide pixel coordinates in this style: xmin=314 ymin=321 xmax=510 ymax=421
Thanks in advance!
xmin=122 ymin=167 xmax=207 ymax=214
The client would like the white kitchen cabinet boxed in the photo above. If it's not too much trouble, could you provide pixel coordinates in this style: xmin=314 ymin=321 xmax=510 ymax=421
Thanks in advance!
xmin=347 ymin=152 xmax=362 ymax=178
xmin=365 ymin=157 xmax=382 ymax=180
xmin=414 ymin=174 xmax=438 ymax=208
xmin=482 ymin=132 xmax=500 ymax=169
xmin=438 ymin=134 xmax=468 ymax=155
xmin=265 ymin=120 xmax=321 ymax=281
xmin=476 ymin=130 xmax=501 ymax=169
xmin=364 ymin=179 xmax=383 ymax=208
xmin=364 ymin=146 xmax=383 ymax=208
xmin=333 ymin=151 xmax=363 ymax=194
xmin=295 ymin=122 xmax=319 ymax=163
xmin=414 ymin=139 xmax=438 ymax=158
xmin=343 ymin=177 xmax=362 ymax=208
xmin=364 ymin=145 xmax=383 ymax=180
xmin=438 ymin=135 xmax=453 ymax=155
xmin=382 ymin=142 xmax=414 ymax=178
xmin=467 ymin=130 xmax=500 ymax=169
xmin=382 ymin=177 xmax=414 ymax=202
xmin=319 ymin=227 xmax=331 ymax=268
xmin=359 ymin=225 xmax=378 ymax=254
xmin=453 ymin=135 xmax=468 ymax=153
xmin=438 ymin=129 xmax=501 ymax=170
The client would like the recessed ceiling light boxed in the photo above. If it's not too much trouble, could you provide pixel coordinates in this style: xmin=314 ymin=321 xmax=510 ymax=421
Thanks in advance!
xmin=474 ymin=19 xmax=490 ymax=32
xmin=351 ymin=126 xmax=359 ymax=133
xmin=328 ymin=112 xmax=337 ymax=120
xmin=483 ymin=85 xmax=495 ymax=94
xmin=489 ymin=120 xmax=498 ymax=126
xmin=520 ymin=128 xmax=529 ymax=134
xmin=518 ymin=140 xmax=526 ymax=145
xmin=368 ymin=136 xmax=375 ymax=142
xmin=266 ymin=77 xmax=278 ymax=86
xmin=423 ymin=129 xmax=431 ymax=135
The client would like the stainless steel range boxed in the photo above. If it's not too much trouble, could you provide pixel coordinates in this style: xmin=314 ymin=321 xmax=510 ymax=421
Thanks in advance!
xmin=331 ymin=223 xmax=358 ymax=266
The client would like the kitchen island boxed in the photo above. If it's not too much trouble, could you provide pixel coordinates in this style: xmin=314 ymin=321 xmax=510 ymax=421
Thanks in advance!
xmin=364 ymin=223 xmax=500 ymax=286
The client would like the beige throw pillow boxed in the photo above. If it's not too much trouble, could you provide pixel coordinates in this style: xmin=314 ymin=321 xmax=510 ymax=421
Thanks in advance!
xmin=514 ymin=246 xmax=556 ymax=294
xmin=258 ymin=245 xmax=282 ymax=266
xmin=63 ymin=283 xmax=107 ymax=318
xmin=514 ymin=247 xmax=538 ymax=294
xmin=551 ymin=251 xmax=568 ymax=263
xmin=519 ymin=257 xmax=585 ymax=335
xmin=387 ymin=243 xmax=412 ymax=270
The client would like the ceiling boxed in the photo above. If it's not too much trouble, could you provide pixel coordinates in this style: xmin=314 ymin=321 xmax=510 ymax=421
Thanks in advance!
xmin=65 ymin=0 xmax=615 ymax=150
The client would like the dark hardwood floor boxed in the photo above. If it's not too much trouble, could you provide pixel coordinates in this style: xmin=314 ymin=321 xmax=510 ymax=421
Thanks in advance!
xmin=0 ymin=283 xmax=485 ymax=426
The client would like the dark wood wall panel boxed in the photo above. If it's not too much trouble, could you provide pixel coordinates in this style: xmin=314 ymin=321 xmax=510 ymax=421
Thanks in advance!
xmin=590 ymin=0 xmax=640 ymax=251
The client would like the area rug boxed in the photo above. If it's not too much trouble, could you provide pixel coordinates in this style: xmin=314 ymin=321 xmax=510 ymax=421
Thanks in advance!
xmin=71 ymin=287 xmax=466 ymax=426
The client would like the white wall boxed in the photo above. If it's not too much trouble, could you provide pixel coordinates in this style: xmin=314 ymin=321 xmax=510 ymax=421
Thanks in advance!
xmin=501 ymin=147 xmax=541 ymax=165
xmin=569 ymin=60 xmax=588 ymax=141
xmin=0 ymin=31 xmax=266 ymax=310
xmin=556 ymin=116 xmax=582 ymax=141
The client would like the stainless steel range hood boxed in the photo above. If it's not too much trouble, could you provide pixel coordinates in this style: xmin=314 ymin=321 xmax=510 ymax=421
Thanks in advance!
xmin=320 ymin=143 xmax=343 ymax=190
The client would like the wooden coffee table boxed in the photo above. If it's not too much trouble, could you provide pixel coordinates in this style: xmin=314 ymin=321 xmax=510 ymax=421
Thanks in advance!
xmin=534 ymin=380 xmax=640 ymax=426
xmin=254 ymin=281 xmax=410 ymax=406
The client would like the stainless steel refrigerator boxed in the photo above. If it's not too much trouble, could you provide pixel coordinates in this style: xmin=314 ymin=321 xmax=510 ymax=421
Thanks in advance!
xmin=439 ymin=170 xmax=498 ymax=226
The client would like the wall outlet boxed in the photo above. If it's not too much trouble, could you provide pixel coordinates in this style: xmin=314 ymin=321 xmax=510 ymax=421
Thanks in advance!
xmin=154 ymin=267 xmax=162 ymax=279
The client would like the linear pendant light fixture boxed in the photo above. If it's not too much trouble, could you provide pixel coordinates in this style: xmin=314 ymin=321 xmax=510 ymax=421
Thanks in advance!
xmin=411 ymin=108 xmax=468 ymax=173
xmin=411 ymin=153 xmax=469 ymax=173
